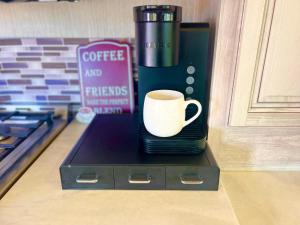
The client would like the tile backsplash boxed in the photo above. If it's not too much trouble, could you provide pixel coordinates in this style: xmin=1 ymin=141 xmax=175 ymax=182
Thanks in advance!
xmin=0 ymin=38 xmax=136 ymax=104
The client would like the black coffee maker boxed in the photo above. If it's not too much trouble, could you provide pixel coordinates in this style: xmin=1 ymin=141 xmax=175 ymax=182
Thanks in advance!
xmin=133 ymin=5 xmax=211 ymax=154
xmin=59 ymin=6 xmax=219 ymax=191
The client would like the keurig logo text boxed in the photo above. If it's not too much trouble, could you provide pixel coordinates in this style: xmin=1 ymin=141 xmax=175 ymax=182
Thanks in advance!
xmin=144 ymin=41 xmax=171 ymax=49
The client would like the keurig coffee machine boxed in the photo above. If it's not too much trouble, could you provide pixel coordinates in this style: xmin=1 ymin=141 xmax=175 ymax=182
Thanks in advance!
xmin=134 ymin=5 xmax=210 ymax=154
xmin=60 ymin=5 xmax=220 ymax=191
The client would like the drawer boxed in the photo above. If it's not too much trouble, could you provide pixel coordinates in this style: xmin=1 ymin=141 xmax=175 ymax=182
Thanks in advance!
xmin=166 ymin=166 xmax=219 ymax=190
xmin=114 ymin=166 xmax=165 ymax=190
xmin=60 ymin=166 xmax=114 ymax=189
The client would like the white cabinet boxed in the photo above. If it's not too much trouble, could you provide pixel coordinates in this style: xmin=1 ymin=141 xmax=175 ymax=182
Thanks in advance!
xmin=209 ymin=0 xmax=300 ymax=170
xmin=230 ymin=0 xmax=300 ymax=126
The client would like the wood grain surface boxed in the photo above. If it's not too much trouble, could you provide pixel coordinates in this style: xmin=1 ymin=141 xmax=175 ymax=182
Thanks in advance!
xmin=0 ymin=121 xmax=239 ymax=225
xmin=222 ymin=171 xmax=300 ymax=225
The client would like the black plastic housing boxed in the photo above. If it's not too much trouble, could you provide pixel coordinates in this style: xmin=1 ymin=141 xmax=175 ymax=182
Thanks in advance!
xmin=134 ymin=5 xmax=182 ymax=67
xmin=60 ymin=114 xmax=220 ymax=190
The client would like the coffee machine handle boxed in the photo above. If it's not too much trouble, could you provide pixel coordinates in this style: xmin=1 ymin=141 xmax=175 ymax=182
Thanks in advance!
xmin=183 ymin=100 xmax=202 ymax=127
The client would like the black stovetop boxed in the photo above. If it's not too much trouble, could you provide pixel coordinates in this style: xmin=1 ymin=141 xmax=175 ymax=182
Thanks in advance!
xmin=0 ymin=111 xmax=54 ymax=161
xmin=0 ymin=110 xmax=67 ymax=198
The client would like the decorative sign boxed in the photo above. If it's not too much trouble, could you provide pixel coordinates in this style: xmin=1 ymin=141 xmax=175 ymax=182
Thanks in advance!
xmin=77 ymin=40 xmax=134 ymax=114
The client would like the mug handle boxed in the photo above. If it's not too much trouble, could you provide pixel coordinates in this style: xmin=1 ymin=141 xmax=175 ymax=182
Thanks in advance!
xmin=183 ymin=100 xmax=202 ymax=127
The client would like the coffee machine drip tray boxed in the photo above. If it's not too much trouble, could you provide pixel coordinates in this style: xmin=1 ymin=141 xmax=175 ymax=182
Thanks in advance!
xmin=60 ymin=114 xmax=220 ymax=190
xmin=141 ymin=123 xmax=206 ymax=154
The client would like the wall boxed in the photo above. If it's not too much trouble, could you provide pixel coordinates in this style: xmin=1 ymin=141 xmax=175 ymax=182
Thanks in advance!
xmin=0 ymin=0 xmax=219 ymax=37
xmin=0 ymin=0 xmax=220 ymax=104
xmin=0 ymin=38 xmax=135 ymax=104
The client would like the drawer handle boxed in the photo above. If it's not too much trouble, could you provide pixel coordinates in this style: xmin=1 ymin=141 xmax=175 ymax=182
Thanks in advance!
xmin=180 ymin=176 xmax=204 ymax=185
xmin=128 ymin=174 xmax=151 ymax=184
xmin=76 ymin=174 xmax=99 ymax=184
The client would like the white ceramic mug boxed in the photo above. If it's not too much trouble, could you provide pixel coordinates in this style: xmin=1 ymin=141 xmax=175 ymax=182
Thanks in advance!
xmin=143 ymin=90 xmax=202 ymax=137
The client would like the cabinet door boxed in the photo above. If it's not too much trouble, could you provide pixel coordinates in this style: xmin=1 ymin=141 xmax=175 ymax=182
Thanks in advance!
xmin=230 ymin=0 xmax=300 ymax=126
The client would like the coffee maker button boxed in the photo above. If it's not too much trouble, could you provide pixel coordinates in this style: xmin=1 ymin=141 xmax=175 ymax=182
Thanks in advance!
xmin=186 ymin=76 xmax=195 ymax=85
xmin=185 ymin=87 xmax=194 ymax=95
xmin=187 ymin=66 xmax=196 ymax=74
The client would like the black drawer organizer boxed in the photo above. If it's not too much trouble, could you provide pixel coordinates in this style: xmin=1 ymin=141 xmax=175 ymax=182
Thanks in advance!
xmin=60 ymin=114 xmax=220 ymax=190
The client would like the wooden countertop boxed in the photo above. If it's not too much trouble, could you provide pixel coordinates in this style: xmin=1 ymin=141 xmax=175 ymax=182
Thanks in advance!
xmin=222 ymin=171 xmax=300 ymax=225
xmin=0 ymin=120 xmax=299 ymax=225
xmin=0 ymin=121 xmax=239 ymax=225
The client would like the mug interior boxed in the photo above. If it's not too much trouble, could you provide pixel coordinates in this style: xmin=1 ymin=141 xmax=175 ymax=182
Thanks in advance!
xmin=147 ymin=90 xmax=183 ymax=101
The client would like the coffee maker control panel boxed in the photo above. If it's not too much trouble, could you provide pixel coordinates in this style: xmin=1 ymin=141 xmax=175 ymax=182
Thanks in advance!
xmin=185 ymin=86 xmax=194 ymax=95
xmin=186 ymin=76 xmax=195 ymax=85
xmin=187 ymin=65 xmax=196 ymax=75
xmin=186 ymin=65 xmax=196 ymax=95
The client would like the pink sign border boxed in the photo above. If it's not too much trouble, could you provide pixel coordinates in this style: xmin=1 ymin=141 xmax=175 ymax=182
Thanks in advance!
xmin=77 ymin=40 xmax=135 ymax=113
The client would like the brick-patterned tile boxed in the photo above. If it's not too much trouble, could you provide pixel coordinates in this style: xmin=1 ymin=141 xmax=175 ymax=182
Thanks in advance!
xmin=43 ymin=52 xmax=60 ymax=56
xmin=0 ymin=70 xmax=21 ymax=74
xmin=48 ymin=95 xmax=71 ymax=101
xmin=65 ymin=69 xmax=78 ymax=74
xmin=42 ymin=62 xmax=66 ymax=69
xmin=36 ymin=96 xmax=47 ymax=101
xmin=30 ymin=46 xmax=42 ymax=51
xmin=16 ymin=57 xmax=41 ymax=62
xmin=69 ymin=79 xmax=80 ymax=85
xmin=0 ymin=39 xmax=22 ymax=46
xmin=43 ymin=46 xmax=69 ymax=51
xmin=21 ymin=74 xmax=45 ymax=78
xmin=2 ymin=63 xmax=28 ymax=69
xmin=0 ymin=90 xmax=23 ymax=94
xmin=61 ymin=90 xmax=80 ymax=94
xmin=0 ymin=96 xmax=11 ymax=102
xmin=67 ymin=63 xmax=78 ymax=68
xmin=63 ymin=38 xmax=89 ymax=45
xmin=17 ymin=52 xmax=42 ymax=56
xmin=0 ymin=37 xmax=135 ymax=104
xmin=0 ymin=80 xmax=6 ymax=85
xmin=45 ymin=79 xmax=68 ymax=85
xmin=26 ymin=86 xmax=49 ymax=90
xmin=7 ymin=79 xmax=32 ymax=85
xmin=37 ymin=38 xmax=63 ymax=45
